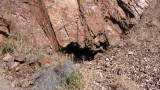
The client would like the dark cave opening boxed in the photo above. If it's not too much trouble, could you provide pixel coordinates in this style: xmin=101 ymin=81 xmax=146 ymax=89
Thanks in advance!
xmin=61 ymin=43 xmax=104 ymax=62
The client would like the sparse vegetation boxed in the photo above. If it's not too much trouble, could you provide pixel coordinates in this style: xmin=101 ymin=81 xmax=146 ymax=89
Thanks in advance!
xmin=55 ymin=52 xmax=74 ymax=71
xmin=66 ymin=70 xmax=83 ymax=90
xmin=0 ymin=42 xmax=10 ymax=55
xmin=57 ymin=70 xmax=84 ymax=90
xmin=57 ymin=52 xmax=74 ymax=62
xmin=34 ymin=53 xmax=42 ymax=61
xmin=28 ymin=84 xmax=34 ymax=88
xmin=2 ymin=31 xmax=32 ymax=55
xmin=147 ymin=18 xmax=158 ymax=27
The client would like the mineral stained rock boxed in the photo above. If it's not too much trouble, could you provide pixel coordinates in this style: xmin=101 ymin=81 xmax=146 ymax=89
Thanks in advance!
xmin=0 ymin=0 xmax=152 ymax=52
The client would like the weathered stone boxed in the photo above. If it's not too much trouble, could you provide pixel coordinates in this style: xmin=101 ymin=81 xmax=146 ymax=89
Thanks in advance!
xmin=0 ymin=0 xmax=10 ymax=24
xmin=0 ymin=34 xmax=6 ymax=42
xmin=0 ymin=26 xmax=9 ymax=36
xmin=0 ymin=0 xmax=10 ymax=41
xmin=38 ymin=58 xmax=54 ymax=67
xmin=41 ymin=0 xmax=79 ymax=48
xmin=0 ymin=0 xmax=152 ymax=52
xmin=14 ymin=55 xmax=26 ymax=62
xmin=18 ymin=79 xmax=30 ymax=88
xmin=8 ymin=62 xmax=19 ymax=71
xmin=2 ymin=53 xmax=14 ymax=62
xmin=41 ymin=0 xmax=151 ymax=51
xmin=10 ymin=0 xmax=49 ymax=48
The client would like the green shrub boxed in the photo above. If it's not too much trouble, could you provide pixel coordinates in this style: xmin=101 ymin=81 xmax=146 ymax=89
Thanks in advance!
xmin=1 ymin=31 xmax=32 ymax=55
xmin=0 ymin=42 xmax=10 ymax=55
xmin=66 ymin=70 xmax=83 ymax=90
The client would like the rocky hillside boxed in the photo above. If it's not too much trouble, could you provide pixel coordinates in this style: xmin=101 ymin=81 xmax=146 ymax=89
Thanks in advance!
xmin=0 ymin=0 xmax=159 ymax=90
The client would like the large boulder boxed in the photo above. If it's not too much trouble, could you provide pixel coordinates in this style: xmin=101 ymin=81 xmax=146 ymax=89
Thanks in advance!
xmin=10 ymin=0 xmax=49 ymax=48
xmin=0 ymin=0 xmax=152 ymax=52
xmin=41 ymin=0 xmax=151 ymax=51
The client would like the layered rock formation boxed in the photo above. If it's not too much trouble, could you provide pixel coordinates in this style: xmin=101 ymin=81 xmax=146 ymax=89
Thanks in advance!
xmin=0 ymin=0 xmax=152 ymax=52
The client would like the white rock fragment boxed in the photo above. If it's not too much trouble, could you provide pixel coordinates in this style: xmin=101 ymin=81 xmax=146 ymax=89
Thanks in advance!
xmin=99 ymin=72 xmax=103 ymax=78
xmin=105 ymin=57 xmax=110 ymax=61
xmin=128 ymin=51 xmax=134 ymax=55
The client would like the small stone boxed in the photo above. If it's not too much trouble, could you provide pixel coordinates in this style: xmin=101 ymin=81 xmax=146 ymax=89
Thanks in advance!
xmin=2 ymin=53 xmax=14 ymax=62
xmin=19 ymin=79 xmax=30 ymax=88
xmin=8 ymin=62 xmax=19 ymax=71
xmin=29 ymin=59 xmax=35 ymax=64
xmin=106 ymin=57 xmax=110 ymax=61
xmin=99 ymin=72 xmax=103 ymax=78
xmin=15 ymin=67 xmax=20 ymax=72
xmin=15 ymin=55 xmax=26 ymax=62
xmin=94 ymin=81 xmax=99 ymax=86
xmin=128 ymin=51 xmax=134 ymax=55
xmin=0 ymin=34 xmax=6 ymax=42
xmin=96 ymin=65 xmax=101 ymax=69
xmin=38 ymin=58 xmax=54 ymax=67
xmin=110 ymin=56 xmax=114 ymax=60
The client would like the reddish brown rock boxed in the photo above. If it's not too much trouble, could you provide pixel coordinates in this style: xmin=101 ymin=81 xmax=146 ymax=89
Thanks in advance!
xmin=0 ymin=34 xmax=6 ymax=42
xmin=10 ymin=0 xmax=49 ymax=48
xmin=15 ymin=55 xmax=26 ymax=62
xmin=0 ymin=0 xmax=10 ymax=42
xmin=0 ymin=0 xmax=152 ymax=52
xmin=41 ymin=0 xmax=79 ymax=48
xmin=38 ymin=58 xmax=54 ymax=67
xmin=2 ymin=53 xmax=14 ymax=62
xmin=41 ymin=0 xmax=151 ymax=51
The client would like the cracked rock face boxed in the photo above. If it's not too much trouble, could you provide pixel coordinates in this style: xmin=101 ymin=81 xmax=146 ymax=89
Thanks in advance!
xmin=0 ymin=0 xmax=152 ymax=51
xmin=10 ymin=0 xmax=49 ymax=48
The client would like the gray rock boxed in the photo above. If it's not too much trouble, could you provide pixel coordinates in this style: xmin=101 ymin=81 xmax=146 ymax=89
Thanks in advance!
xmin=32 ymin=60 xmax=74 ymax=90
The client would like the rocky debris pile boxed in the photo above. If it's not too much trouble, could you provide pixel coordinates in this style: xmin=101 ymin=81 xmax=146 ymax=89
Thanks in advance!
xmin=0 ymin=52 xmax=56 ymax=88
xmin=0 ymin=0 xmax=152 ymax=53
xmin=81 ymin=0 xmax=160 ymax=89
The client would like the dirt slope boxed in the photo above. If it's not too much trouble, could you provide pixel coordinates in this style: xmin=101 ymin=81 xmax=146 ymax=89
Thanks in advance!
xmin=81 ymin=0 xmax=160 ymax=89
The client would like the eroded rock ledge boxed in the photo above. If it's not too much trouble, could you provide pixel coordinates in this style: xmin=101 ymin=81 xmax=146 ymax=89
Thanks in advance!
xmin=0 ymin=0 xmax=152 ymax=52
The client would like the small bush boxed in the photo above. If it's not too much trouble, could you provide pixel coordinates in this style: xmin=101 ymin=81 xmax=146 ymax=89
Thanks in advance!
xmin=34 ymin=53 xmax=42 ymax=61
xmin=66 ymin=70 xmax=83 ymax=90
xmin=28 ymin=84 xmax=34 ymax=88
xmin=0 ymin=42 xmax=10 ymax=55
xmin=1 ymin=31 xmax=32 ymax=55
xmin=57 ymin=52 xmax=74 ymax=62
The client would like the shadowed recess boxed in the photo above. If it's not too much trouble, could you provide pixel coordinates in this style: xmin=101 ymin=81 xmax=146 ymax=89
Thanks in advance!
xmin=62 ymin=42 xmax=108 ymax=61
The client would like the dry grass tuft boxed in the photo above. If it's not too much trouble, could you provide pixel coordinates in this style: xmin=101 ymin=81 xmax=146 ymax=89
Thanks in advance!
xmin=0 ymin=31 xmax=32 ymax=55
